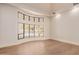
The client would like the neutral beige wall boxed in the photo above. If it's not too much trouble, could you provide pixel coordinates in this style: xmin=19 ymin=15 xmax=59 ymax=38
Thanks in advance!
xmin=0 ymin=4 xmax=50 ymax=48
xmin=51 ymin=7 xmax=79 ymax=45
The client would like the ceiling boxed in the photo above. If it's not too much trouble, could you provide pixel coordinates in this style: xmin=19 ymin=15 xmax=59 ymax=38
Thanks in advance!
xmin=10 ymin=3 xmax=73 ymax=16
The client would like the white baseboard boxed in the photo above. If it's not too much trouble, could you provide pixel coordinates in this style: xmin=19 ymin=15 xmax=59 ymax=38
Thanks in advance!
xmin=1 ymin=37 xmax=78 ymax=48
xmin=0 ymin=38 xmax=49 ymax=48
xmin=51 ymin=37 xmax=79 ymax=46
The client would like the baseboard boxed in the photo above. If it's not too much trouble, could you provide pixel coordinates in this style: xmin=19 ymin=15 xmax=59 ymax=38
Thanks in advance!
xmin=1 ymin=37 xmax=78 ymax=48
xmin=51 ymin=37 xmax=79 ymax=46
xmin=0 ymin=38 xmax=49 ymax=48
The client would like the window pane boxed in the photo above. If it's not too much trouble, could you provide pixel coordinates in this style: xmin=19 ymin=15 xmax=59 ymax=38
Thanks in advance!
xmin=30 ymin=16 xmax=34 ymax=22
xmin=39 ymin=25 xmax=44 ymax=37
xmin=18 ymin=12 xmax=23 ymax=20
xmin=18 ymin=23 xmax=23 ymax=34
xmin=25 ymin=24 xmax=29 ymax=37
xmin=40 ymin=17 xmax=44 ymax=22
xmin=30 ymin=24 xmax=35 ymax=37
xmin=25 ymin=15 xmax=29 ymax=22
xmin=18 ymin=34 xmax=23 ymax=39
xmin=35 ymin=17 xmax=38 ymax=22
xmin=35 ymin=25 xmax=39 ymax=37
xmin=18 ymin=23 xmax=24 ymax=39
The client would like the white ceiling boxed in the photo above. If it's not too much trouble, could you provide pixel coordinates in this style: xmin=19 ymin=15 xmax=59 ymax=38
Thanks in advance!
xmin=10 ymin=3 xmax=73 ymax=16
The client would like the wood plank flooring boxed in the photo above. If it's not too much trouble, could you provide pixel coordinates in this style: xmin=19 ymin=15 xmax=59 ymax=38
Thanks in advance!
xmin=0 ymin=39 xmax=79 ymax=55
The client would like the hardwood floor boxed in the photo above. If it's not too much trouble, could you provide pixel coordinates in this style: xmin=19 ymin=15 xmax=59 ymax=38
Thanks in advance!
xmin=0 ymin=39 xmax=79 ymax=55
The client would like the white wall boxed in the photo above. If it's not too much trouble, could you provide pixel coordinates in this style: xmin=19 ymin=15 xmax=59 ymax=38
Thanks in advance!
xmin=0 ymin=4 xmax=18 ymax=47
xmin=0 ymin=4 xmax=50 ymax=48
xmin=51 ymin=7 xmax=79 ymax=45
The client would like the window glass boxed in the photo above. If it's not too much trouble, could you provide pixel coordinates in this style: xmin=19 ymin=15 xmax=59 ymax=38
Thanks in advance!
xmin=18 ymin=23 xmax=23 ymax=34
xmin=35 ymin=25 xmax=39 ymax=37
xmin=18 ymin=12 xmax=24 ymax=20
xmin=25 ymin=15 xmax=29 ymax=22
xmin=25 ymin=24 xmax=29 ymax=37
xmin=18 ymin=34 xmax=23 ymax=39
xmin=30 ymin=16 xmax=34 ymax=22
xmin=18 ymin=23 xmax=24 ymax=39
xmin=40 ymin=18 xmax=44 ymax=22
xmin=30 ymin=24 xmax=35 ymax=37
xmin=39 ymin=25 xmax=44 ymax=37
xmin=35 ymin=17 xmax=38 ymax=22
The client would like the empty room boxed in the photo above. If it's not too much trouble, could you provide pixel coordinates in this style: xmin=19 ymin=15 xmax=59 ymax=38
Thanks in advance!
xmin=0 ymin=3 xmax=79 ymax=55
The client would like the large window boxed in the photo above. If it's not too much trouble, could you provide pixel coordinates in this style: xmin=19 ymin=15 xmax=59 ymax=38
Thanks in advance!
xmin=18 ymin=11 xmax=44 ymax=40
